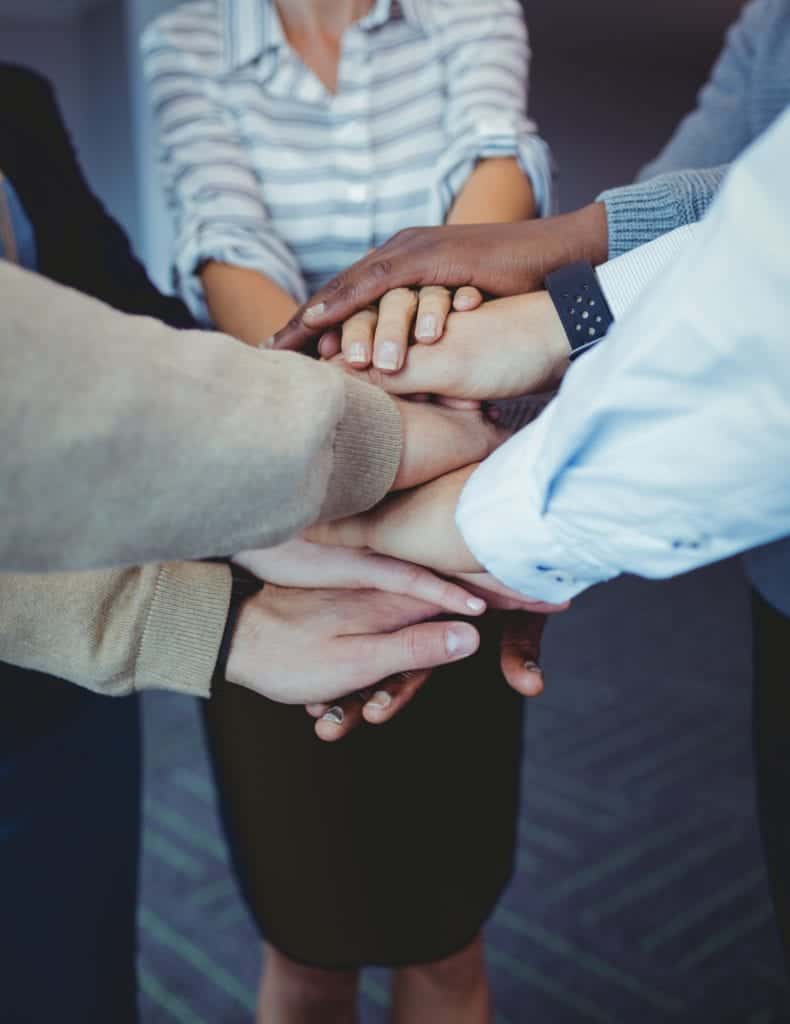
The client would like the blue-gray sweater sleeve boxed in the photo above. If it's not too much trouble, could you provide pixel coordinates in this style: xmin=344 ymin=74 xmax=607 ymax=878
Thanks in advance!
xmin=597 ymin=166 xmax=728 ymax=258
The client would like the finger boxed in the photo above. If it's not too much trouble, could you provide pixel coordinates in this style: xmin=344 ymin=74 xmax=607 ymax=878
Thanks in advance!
xmin=453 ymin=286 xmax=484 ymax=312
xmin=355 ymin=553 xmax=486 ymax=616
xmin=318 ymin=330 xmax=342 ymax=360
xmin=373 ymin=288 xmax=418 ymax=372
xmin=315 ymin=698 xmax=365 ymax=742
xmin=414 ymin=285 xmax=452 ymax=344
xmin=363 ymin=669 xmax=432 ymax=724
xmin=305 ymin=702 xmax=329 ymax=718
xmin=341 ymin=307 xmax=378 ymax=367
xmin=499 ymin=613 xmax=547 ymax=697
xmin=436 ymin=397 xmax=482 ymax=410
xmin=348 ymin=620 xmax=479 ymax=687
xmin=454 ymin=572 xmax=571 ymax=613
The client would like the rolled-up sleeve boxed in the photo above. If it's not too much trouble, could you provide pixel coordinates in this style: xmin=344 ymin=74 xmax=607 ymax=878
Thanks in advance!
xmin=428 ymin=0 xmax=553 ymax=221
xmin=457 ymin=108 xmax=790 ymax=602
xmin=142 ymin=21 xmax=306 ymax=323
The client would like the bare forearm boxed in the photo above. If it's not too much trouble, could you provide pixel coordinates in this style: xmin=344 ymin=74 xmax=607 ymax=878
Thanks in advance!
xmin=201 ymin=261 xmax=299 ymax=346
xmin=448 ymin=158 xmax=537 ymax=225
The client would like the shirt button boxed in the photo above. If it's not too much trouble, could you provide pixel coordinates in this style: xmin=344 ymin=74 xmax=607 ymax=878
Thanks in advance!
xmin=346 ymin=183 xmax=369 ymax=203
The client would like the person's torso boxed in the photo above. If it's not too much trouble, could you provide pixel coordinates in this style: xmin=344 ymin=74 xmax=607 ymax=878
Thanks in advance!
xmin=161 ymin=0 xmax=464 ymax=291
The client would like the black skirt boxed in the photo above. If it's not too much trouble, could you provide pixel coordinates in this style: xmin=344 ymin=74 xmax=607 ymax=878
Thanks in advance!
xmin=202 ymin=616 xmax=524 ymax=969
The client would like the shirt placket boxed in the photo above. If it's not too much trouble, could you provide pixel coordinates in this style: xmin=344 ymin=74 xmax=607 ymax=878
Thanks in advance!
xmin=331 ymin=24 xmax=375 ymax=251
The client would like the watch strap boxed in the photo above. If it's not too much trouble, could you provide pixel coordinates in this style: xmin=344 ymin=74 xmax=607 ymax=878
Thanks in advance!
xmin=544 ymin=261 xmax=614 ymax=360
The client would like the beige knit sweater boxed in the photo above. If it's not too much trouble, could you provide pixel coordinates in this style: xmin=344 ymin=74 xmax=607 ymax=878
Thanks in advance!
xmin=0 ymin=262 xmax=403 ymax=696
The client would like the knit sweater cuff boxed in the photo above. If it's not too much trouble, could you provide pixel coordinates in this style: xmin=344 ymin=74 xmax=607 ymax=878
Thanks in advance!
xmin=598 ymin=167 xmax=726 ymax=258
xmin=320 ymin=378 xmax=403 ymax=522
xmin=135 ymin=561 xmax=232 ymax=698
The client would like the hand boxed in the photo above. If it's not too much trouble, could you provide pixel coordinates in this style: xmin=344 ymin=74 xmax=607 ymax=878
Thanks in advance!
xmin=307 ymin=609 xmax=554 ymax=742
xmin=273 ymin=203 xmax=608 ymax=351
xmin=393 ymin=400 xmax=508 ymax=491
xmin=336 ymin=292 xmax=570 ymax=402
xmin=233 ymin=538 xmax=487 ymax=617
xmin=225 ymin=584 xmax=479 ymax=705
xmin=305 ymin=668 xmax=434 ymax=742
xmin=317 ymin=285 xmax=483 ymax=370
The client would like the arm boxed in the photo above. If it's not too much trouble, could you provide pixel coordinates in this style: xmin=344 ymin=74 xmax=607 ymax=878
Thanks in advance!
xmin=456 ymin=109 xmax=790 ymax=601
xmin=141 ymin=18 xmax=306 ymax=331
xmin=0 ymin=262 xmax=399 ymax=570
xmin=0 ymin=563 xmax=230 ymax=697
xmin=638 ymin=0 xmax=772 ymax=180
xmin=447 ymin=157 xmax=536 ymax=225
xmin=200 ymin=261 xmax=298 ymax=348
xmin=0 ymin=262 xmax=505 ymax=571
xmin=431 ymin=0 xmax=551 ymax=222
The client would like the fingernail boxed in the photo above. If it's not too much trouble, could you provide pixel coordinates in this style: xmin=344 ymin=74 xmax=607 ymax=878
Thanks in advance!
xmin=367 ymin=690 xmax=392 ymax=710
xmin=322 ymin=706 xmax=344 ymax=725
xmin=466 ymin=597 xmax=486 ymax=613
xmin=416 ymin=314 xmax=437 ymax=340
xmin=374 ymin=341 xmax=400 ymax=370
xmin=524 ymin=660 xmax=543 ymax=675
xmin=455 ymin=295 xmax=475 ymax=310
xmin=257 ymin=335 xmax=275 ymax=350
xmin=348 ymin=342 xmax=368 ymax=365
xmin=304 ymin=302 xmax=326 ymax=321
xmin=446 ymin=625 xmax=477 ymax=658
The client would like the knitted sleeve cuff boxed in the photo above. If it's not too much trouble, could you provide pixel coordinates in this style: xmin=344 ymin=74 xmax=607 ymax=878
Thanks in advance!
xmin=598 ymin=166 xmax=728 ymax=258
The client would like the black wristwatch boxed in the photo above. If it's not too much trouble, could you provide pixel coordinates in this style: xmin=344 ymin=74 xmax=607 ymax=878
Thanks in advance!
xmin=214 ymin=565 xmax=263 ymax=679
xmin=544 ymin=261 xmax=614 ymax=361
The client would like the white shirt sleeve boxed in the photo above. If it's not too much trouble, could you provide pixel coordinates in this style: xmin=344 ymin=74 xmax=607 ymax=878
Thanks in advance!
xmin=456 ymin=107 xmax=790 ymax=602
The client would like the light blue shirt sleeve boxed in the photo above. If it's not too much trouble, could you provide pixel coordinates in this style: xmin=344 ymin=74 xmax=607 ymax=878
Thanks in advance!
xmin=456 ymin=107 xmax=790 ymax=602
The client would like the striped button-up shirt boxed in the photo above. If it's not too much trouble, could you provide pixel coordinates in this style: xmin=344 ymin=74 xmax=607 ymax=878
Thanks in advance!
xmin=142 ymin=0 xmax=552 ymax=323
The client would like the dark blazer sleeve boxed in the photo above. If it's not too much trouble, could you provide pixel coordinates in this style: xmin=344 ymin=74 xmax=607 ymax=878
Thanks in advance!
xmin=0 ymin=63 xmax=194 ymax=328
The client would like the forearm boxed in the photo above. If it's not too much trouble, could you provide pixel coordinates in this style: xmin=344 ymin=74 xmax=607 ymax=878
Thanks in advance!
xmin=201 ymin=261 xmax=299 ymax=346
xmin=0 ymin=561 xmax=230 ymax=697
xmin=0 ymin=262 xmax=402 ymax=571
xmin=447 ymin=158 xmax=536 ymax=225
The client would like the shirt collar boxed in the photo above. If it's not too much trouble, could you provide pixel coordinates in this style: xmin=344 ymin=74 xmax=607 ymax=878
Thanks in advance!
xmin=224 ymin=0 xmax=411 ymax=70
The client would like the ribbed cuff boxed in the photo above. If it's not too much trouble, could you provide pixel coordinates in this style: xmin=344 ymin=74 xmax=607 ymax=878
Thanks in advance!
xmin=135 ymin=561 xmax=232 ymax=698
xmin=320 ymin=378 xmax=403 ymax=521
xmin=598 ymin=167 xmax=725 ymax=259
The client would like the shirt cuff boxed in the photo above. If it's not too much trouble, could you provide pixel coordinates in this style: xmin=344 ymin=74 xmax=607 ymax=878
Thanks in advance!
xmin=596 ymin=224 xmax=700 ymax=320
xmin=135 ymin=561 xmax=232 ymax=698
xmin=598 ymin=170 xmax=718 ymax=257
xmin=433 ymin=117 xmax=554 ymax=220
xmin=456 ymin=400 xmax=617 ymax=602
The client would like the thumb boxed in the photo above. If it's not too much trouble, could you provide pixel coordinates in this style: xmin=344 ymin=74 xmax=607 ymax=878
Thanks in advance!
xmin=499 ymin=613 xmax=547 ymax=697
xmin=347 ymin=620 xmax=479 ymax=687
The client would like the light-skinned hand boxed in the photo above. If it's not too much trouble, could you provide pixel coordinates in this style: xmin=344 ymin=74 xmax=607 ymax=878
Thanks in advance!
xmin=307 ymin=609 xmax=553 ymax=741
xmin=337 ymin=292 xmax=570 ymax=402
xmin=317 ymin=285 xmax=484 ymax=370
xmin=225 ymin=584 xmax=480 ymax=706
